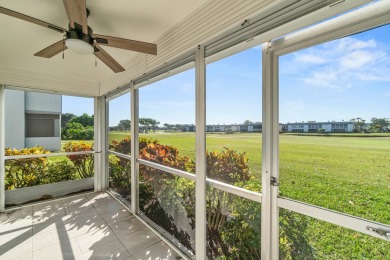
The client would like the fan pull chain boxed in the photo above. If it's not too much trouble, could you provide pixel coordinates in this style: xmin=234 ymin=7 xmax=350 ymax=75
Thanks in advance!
xmin=62 ymin=33 xmax=66 ymax=59
xmin=95 ymin=55 xmax=97 ymax=67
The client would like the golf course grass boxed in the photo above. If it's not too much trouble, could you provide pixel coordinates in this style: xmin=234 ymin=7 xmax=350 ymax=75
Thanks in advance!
xmin=108 ymin=131 xmax=390 ymax=258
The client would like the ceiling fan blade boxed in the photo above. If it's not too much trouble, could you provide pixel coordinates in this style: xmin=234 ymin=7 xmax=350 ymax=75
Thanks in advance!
xmin=62 ymin=0 xmax=88 ymax=34
xmin=94 ymin=44 xmax=125 ymax=73
xmin=94 ymin=34 xmax=157 ymax=55
xmin=0 ymin=6 xmax=66 ymax=33
xmin=34 ymin=40 xmax=67 ymax=58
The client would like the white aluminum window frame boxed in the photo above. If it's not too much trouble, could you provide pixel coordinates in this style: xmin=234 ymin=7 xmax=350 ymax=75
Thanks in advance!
xmin=103 ymin=2 xmax=382 ymax=259
xmin=0 ymin=86 xmax=104 ymax=209
xmin=268 ymin=1 xmax=390 ymax=257
xmin=0 ymin=1 xmax=381 ymax=259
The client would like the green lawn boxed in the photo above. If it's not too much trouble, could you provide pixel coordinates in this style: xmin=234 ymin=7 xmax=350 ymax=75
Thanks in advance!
xmin=109 ymin=131 xmax=390 ymax=257
xmin=109 ymin=131 xmax=390 ymax=222
xmin=109 ymin=131 xmax=262 ymax=172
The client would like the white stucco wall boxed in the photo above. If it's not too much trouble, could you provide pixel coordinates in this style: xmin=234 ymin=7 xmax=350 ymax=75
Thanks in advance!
xmin=5 ymin=89 xmax=25 ymax=149
xmin=25 ymin=92 xmax=61 ymax=113
xmin=25 ymin=137 xmax=61 ymax=152
xmin=5 ymin=89 xmax=62 ymax=150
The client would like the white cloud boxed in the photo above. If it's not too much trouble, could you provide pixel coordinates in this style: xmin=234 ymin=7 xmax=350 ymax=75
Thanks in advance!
xmin=303 ymin=70 xmax=337 ymax=88
xmin=340 ymin=50 xmax=385 ymax=70
xmin=286 ymin=36 xmax=390 ymax=90
xmin=335 ymin=38 xmax=376 ymax=52
xmin=295 ymin=53 xmax=326 ymax=64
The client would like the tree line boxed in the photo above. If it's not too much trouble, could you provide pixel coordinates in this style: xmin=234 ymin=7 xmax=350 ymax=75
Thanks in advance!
xmin=62 ymin=114 xmax=390 ymax=139
xmin=351 ymin=117 xmax=389 ymax=133
xmin=110 ymin=119 xmax=260 ymax=132
xmin=61 ymin=113 xmax=94 ymax=140
xmin=109 ymin=118 xmax=160 ymax=132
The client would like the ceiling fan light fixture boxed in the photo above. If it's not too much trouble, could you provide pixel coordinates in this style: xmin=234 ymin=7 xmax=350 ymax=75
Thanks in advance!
xmin=65 ymin=38 xmax=94 ymax=55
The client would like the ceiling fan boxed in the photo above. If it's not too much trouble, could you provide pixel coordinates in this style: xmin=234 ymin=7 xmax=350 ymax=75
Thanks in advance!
xmin=0 ymin=0 xmax=157 ymax=73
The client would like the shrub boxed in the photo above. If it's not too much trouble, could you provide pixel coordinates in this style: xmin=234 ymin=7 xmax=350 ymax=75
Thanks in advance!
xmin=63 ymin=141 xmax=94 ymax=178
xmin=5 ymin=147 xmax=50 ymax=190
xmin=109 ymin=137 xmax=132 ymax=199
xmin=108 ymin=137 xmax=313 ymax=258
xmin=44 ymin=159 xmax=75 ymax=184
xmin=207 ymin=148 xmax=250 ymax=185
xmin=110 ymin=137 xmax=195 ymax=249
xmin=205 ymin=148 xmax=254 ymax=258
xmin=4 ymin=142 xmax=95 ymax=195
xmin=109 ymin=137 xmax=194 ymax=196
xmin=139 ymin=138 xmax=193 ymax=184
xmin=62 ymin=122 xmax=94 ymax=140
xmin=109 ymin=136 xmax=131 ymax=154
xmin=4 ymin=145 xmax=94 ymax=190
xmin=108 ymin=154 xmax=131 ymax=200
xmin=318 ymin=128 xmax=326 ymax=134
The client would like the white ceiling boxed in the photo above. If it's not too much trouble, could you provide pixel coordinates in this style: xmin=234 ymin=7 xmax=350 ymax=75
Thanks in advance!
xmin=0 ymin=0 xmax=208 ymax=85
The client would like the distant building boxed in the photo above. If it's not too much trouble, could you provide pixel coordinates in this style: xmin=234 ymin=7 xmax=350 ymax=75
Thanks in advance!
xmin=206 ymin=123 xmax=263 ymax=132
xmin=5 ymin=89 xmax=61 ymax=151
xmin=284 ymin=121 xmax=354 ymax=133
xmin=177 ymin=124 xmax=195 ymax=132
xmin=167 ymin=121 xmax=359 ymax=134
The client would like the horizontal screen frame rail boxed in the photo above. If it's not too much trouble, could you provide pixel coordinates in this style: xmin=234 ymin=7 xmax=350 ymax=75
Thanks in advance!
xmin=278 ymin=197 xmax=390 ymax=241
xmin=107 ymin=150 xmax=131 ymax=160
xmin=5 ymin=150 xmax=94 ymax=160
xmin=138 ymin=158 xmax=262 ymax=203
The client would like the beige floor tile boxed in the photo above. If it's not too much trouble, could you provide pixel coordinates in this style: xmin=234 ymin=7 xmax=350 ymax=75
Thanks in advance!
xmin=33 ymin=200 xmax=64 ymax=213
xmin=32 ymin=216 xmax=68 ymax=235
xmin=7 ymin=252 xmax=33 ymax=260
xmin=131 ymin=241 xmax=180 ymax=260
xmin=33 ymin=227 xmax=75 ymax=251
xmin=66 ymin=215 xmax=108 ymax=237
xmin=61 ymin=194 xmax=89 ymax=208
xmin=1 ymin=206 xmax=33 ymax=221
xmin=0 ymin=226 xmax=33 ymax=244
xmin=0 ymin=207 xmax=33 ymax=231
xmin=75 ymin=227 xmax=118 ymax=253
xmin=32 ymin=237 xmax=82 ymax=260
xmin=119 ymin=228 xmax=161 ymax=255
xmin=33 ymin=207 xmax=67 ymax=224
xmin=100 ymin=208 xmax=132 ymax=225
xmin=109 ymin=217 xmax=145 ymax=239
xmin=87 ymin=192 xmax=117 ymax=207
xmin=63 ymin=207 xmax=99 ymax=224
xmin=81 ymin=239 xmax=131 ymax=260
xmin=65 ymin=202 xmax=94 ymax=216
xmin=0 ymin=192 xmax=180 ymax=260
xmin=85 ymin=191 xmax=106 ymax=200
xmin=94 ymin=201 xmax=124 ymax=215
xmin=0 ymin=237 xmax=33 ymax=259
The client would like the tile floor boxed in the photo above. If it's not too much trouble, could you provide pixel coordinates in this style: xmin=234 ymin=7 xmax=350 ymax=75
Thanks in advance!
xmin=0 ymin=191 xmax=181 ymax=260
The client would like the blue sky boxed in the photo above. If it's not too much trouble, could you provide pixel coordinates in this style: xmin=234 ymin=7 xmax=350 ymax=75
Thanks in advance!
xmin=62 ymin=95 xmax=94 ymax=116
xmin=63 ymin=23 xmax=390 ymax=126
xmin=280 ymin=24 xmax=390 ymax=123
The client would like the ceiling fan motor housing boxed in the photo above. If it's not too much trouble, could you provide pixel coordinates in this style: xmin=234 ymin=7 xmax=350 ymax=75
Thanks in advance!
xmin=66 ymin=25 xmax=94 ymax=45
